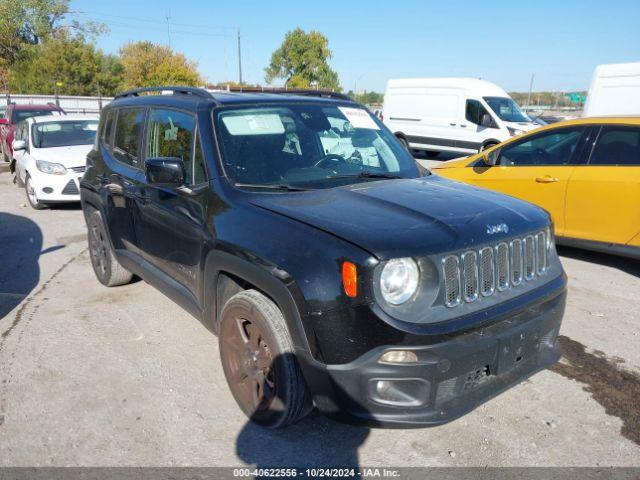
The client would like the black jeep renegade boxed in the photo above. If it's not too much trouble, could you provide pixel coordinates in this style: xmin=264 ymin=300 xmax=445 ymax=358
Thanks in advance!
xmin=81 ymin=86 xmax=567 ymax=428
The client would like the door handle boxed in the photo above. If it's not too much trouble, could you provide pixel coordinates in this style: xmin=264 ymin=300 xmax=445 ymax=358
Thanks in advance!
xmin=460 ymin=124 xmax=467 ymax=128
xmin=449 ymin=123 xmax=457 ymax=126
xmin=535 ymin=176 xmax=559 ymax=183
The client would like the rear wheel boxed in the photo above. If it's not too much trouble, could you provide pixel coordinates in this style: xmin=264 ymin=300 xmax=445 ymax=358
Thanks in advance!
xmin=219 ymin=290 xmax=311 ymax=429
xmin=87 ymin=209 xmax=133 ymax=287
xmin=480 ymin=142 xmax=498 ymax=152
xmin=25 ymin=175 xmax=46 ymax=210
xmin=396 ymin=135 xmax=410 ymax=150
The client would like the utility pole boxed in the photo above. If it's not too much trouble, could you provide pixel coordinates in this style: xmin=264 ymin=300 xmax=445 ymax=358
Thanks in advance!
xmin=237 ymin=29 xmax=243 ymax=85
xmin=526 ymin=73 xmax=534 ymax=109
xmin=166 ymin=12 xmax=171 ymax=48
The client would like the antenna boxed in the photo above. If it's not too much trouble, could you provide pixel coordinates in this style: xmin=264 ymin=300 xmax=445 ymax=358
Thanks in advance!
xmin=166 ymin=11 xmax=171 ymax=48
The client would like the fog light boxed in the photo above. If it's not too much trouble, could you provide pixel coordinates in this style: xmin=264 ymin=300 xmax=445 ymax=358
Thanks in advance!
xmin=368 ymin=378 xmax=430 ymax=407
xmin=379 ymin=350 xmax=418 ymax=364
xmin=42 ymin=187 xmax=53 ymax=194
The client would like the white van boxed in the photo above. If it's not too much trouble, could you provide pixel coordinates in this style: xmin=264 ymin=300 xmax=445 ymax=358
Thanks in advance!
xmin=383 ymin=77 xmax=538 ymax=154
xmin=583 ymin=62 xmax=640 ymax=117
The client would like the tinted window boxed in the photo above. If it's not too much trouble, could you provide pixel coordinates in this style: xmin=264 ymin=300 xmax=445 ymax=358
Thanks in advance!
xmin=32 ymin=120 xmax=99 ymax=148
xmin=498 ymin=128 xmax=584 ymax=166
xmin=590 ymin=126 xmax=640 ymax=166
xmin=216 ymin=104 xmax=418 ymax=188
xmin=193 ymin=134 xmax=207 ymax=184
xmin=113 ymin=108 xmax=145 ymax=166
xmin=146 ymin=109 xmax=195 ymax=184
xmin=12 ymin=109 xmax=57 ymax=124
xmin=101 ymin=110 xmax=114 ymax=146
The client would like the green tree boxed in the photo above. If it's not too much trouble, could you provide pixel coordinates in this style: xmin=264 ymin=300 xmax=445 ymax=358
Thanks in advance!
xmin=265 ymin=28 xmax=340 ymax=91
xmin=0 ymin=0 xmax=103 ymax=66
xmin=119 ymin=41 xmax=202 ymax=89
xmin=10 ymin=32 xmax=123 ymax=95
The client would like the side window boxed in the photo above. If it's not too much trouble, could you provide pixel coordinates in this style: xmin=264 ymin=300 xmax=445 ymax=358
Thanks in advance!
xmin=101 ymin=110 xmax=114 ymax=146
xmin=193 ymin=134 xmax=207 ymax=184
xmin=113 ymin=108 xmax=145 ymax=166
xmin=590 ymin=126 xmax=640 ymax=166
xmin=498 ymin=128 xmax=584 ymax=166
xmin=465 ymin=99 xmax=493 ymax=126
xmin=146 ymin=109 xmax=195 ymax=184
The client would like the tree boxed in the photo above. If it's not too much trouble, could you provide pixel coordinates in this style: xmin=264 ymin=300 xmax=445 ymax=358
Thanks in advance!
xmin=10 ymin=32 xmax=123 ymax=95
xmin=119 ymin=41 xmax=202 ymax=89
xmin=265 ymin=28 xmax=340 ymax=91
xmin=0 ymin=0 xmax=103 ymax=67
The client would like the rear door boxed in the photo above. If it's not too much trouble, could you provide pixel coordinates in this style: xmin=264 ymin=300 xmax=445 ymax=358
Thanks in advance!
xmin=564 ymin=124 xmax=640 ymax=245
xmin=462 ymin=126 xmax=587 ymax=235
xmin=135 ymin=107 xmax=209 ymax=301
xmin=101 ymin=107 xmax=147 ymax=255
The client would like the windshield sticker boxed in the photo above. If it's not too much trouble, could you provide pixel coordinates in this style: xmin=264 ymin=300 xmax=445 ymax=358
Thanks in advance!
xmin=222 ymin=113 xmax=285 ymax=135
xmin=338 ymin=107 xmax=380 ymax=130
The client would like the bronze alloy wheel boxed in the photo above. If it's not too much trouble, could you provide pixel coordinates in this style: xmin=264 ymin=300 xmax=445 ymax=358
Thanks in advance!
xmin=219 ymin=290 xmax=311 ymax=428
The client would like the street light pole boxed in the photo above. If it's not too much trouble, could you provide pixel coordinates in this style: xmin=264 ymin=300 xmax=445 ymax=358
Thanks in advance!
xmin=237 ymin=29 xmax=243 ymax=85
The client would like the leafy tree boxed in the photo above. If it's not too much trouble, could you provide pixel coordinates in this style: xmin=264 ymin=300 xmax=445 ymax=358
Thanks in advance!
xmin=265 ymin=28 xmax=340 ymax=91
xmin=10 ymin=32 xmax=123 ymax=95
xmin=119 ymin=41 xmax=202 ymax=89
xmin=0 ymin=0 xmax=103 ymax=66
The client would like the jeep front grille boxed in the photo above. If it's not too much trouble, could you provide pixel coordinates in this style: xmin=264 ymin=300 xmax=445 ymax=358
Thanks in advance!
xmin=442 ymin=230 xmax=548 ymax=308
xmin=443 ymin=255 xmax=461 ymax=307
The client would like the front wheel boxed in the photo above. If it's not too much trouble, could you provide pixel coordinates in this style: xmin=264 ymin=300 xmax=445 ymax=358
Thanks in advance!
xmin=219 ymin=290 xmax=311 ymax=429
xmin=25 ymin=175 xmax=46 ymax=210
xmin=480 ymin=142 xmax=498 ymax=152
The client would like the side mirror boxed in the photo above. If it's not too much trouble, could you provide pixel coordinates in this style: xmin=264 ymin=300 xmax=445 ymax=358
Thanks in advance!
xmin=145 ymin=157 xmax=185 ymax=188
xmin=483 ymin=149 xmax=500 ymax=166
xmin=481 ymin=114 xmax=494 ymax=128
xmin=0 ymin=118 xmax=8 ymax=125
xmin=13 ymin=139 xmax=27 ymax=151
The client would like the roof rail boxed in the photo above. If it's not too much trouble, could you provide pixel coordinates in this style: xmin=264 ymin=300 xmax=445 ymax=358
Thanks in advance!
xmin=213 ymin=86 xmax=353 ymax=101
xmin=115 ymin=86 xmax=212 ymax=100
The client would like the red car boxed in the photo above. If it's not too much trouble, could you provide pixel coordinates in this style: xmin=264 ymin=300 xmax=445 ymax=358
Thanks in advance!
xmin=0 ymin=103 xmax=65 ymax=162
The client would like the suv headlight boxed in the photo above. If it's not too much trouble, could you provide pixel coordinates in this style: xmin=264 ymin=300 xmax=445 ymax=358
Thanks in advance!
xmin=380 ymin=257 xmax=419 ymax=305
xmin=36 ymin=160 xmax=67 ymax=175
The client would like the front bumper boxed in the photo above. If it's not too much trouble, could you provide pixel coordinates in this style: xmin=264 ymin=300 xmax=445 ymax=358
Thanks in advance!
xmin=28 ymin=168 xmax=83 ymax=202
xmin=303 ymin=280 xmax=566 ymax=427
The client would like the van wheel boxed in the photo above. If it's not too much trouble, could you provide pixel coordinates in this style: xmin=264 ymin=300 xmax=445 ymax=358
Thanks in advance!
xmin=25 ymin=175 xmax=46 ymax=210
xmin=87 ymin=209 xmax=133 ymax=287
xmin=396 ymin=136 xmax=410 ymax=150
xmin=219 ymin=290 xmax=311 ymax=429
xmin=480 ymin=142 xmax=498 ymax=152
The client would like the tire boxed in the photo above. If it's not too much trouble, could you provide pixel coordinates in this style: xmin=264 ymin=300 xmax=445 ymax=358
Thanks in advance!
xmin=14 ymin=166 xmax=24 ymax=188
xmin=25 ymin=174 xmax=46 ymax=210
xmin=480 ymin=142 xmax=498 ymax=152
xmin=396 ymin=135 xmax=410 ymax=150
xmin=219 ymin=289 xmax=311 ymax=429
xmin=86 ymin=208 xmax=133 ymax=287
xmin=425 ymin=150 xmax=440 ymax=158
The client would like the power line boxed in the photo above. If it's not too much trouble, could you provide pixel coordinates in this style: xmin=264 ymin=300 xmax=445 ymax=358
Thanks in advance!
xmin=77 ymin=10 xmax=235 ymax=32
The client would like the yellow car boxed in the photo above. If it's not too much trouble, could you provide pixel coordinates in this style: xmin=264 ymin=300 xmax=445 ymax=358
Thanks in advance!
xmin=432 ymin=117 xmax=640 ymax=259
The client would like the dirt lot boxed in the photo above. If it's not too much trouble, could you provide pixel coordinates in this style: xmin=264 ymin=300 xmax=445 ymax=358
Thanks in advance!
xmin=0 ymin=167 xmax=639 ymax=467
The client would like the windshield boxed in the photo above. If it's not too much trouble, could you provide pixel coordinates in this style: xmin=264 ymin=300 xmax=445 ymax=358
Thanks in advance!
xmin=32 ymin=120 xmax=98 ymax=148
xmin=214 ymin=104 xmax=420 ymax=190
xmin=483 ymin=97 xmax=531 ymax=123
xmin=13 ymin=109 xmax=57 ymax=124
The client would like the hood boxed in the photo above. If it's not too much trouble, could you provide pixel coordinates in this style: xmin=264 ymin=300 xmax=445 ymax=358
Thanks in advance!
xmin=33 ymin=145 xmax=92 ymax=168
xmin=431 ymin=155 xmax=477 ymax=170
xmin=249 ymin=176 xmax=549 ymax=259
xmin=503 ymin=120 xmax=539 ymax=132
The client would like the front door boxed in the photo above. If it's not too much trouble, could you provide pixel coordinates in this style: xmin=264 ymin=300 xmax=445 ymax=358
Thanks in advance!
xmin=564 ymin=125 xmax=640 ymax=245
xmin=462 ymin=126 xmax=587 ymax=235
xmin=135 ymin=108 xmax=210 ymax=300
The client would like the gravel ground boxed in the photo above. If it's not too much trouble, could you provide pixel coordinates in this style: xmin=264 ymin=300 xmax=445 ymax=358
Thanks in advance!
xmin=0 ymin=166 xmax=639 ymax=467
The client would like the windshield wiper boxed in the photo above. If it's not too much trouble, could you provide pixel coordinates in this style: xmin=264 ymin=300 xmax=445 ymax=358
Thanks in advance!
xmin=327 ymin=171 xmax=404 ymax=180
xmin=234 ymin=182 xmax=313 ymax=191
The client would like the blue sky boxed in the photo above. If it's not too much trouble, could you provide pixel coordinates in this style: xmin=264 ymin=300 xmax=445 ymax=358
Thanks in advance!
xmin=70 ymin=0 xmax=640 ymax=93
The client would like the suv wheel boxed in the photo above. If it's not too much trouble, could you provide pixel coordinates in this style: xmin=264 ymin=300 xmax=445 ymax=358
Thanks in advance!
xmin=219 ymin=290 xmax=311 ymax=428
xmin=87 ymin=209 xmax=133 ymax=287
xmin=25 ymin=175 xmax=46 ymax=210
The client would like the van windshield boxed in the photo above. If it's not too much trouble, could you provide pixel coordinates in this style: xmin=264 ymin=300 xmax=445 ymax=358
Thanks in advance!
xmin=215 ymin=104 xmax=420 ymax=190
xmin=483 ymin=97 xmax=531 ymax=123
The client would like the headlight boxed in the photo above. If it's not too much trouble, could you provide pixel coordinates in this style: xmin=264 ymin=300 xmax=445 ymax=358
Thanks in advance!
xmin=507 ymin=127 xmax=524 ymax=136
xmin=380 ymin=257 xmax=420 ymax=305
xmin=36 ymin=160 xmax=67 ymax=175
